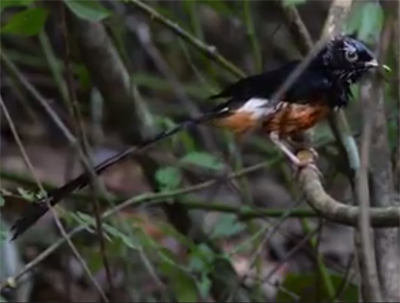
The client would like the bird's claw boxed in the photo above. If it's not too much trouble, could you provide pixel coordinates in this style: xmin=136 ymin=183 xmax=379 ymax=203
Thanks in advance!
xmin=290 ymin=154 xmax=323 ymax=179
xmin=307 ymin=147 xmax=319 ymax=160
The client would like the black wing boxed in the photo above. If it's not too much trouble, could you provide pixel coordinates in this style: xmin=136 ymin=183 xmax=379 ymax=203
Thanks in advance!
xmin=209 ymin=60 xmax=332 ymax=105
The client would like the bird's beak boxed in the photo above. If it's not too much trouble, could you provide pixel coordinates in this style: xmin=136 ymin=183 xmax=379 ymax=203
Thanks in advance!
xmin=365 ymin=59 xmax=379 ymax=68
xmin=365 ymin=59 xmax=391 ymax=72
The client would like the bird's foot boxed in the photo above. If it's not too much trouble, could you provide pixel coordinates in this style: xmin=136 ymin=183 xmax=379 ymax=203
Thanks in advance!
xmin=290 ymin=150 xmax=322 ymax=179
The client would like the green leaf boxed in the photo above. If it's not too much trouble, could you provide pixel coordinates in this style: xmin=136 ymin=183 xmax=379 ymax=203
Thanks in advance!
xmin=344 ymin=3 xmax=363 ymax=36
xmin=63 ymin=0 xmax=111 ymax=22
xmin=0 ymin=230 xmax=7 ymax=243
xmin=0 ymin=224 xmax=7 ymax=242
xmin=188 ymin=255 xmax=204 ymax=272
xmin=75 ymin=211 xmax=96 ymax=225
xmin=345 ymin=2 xmax=383 ymax=43
xmin=1 ymin=7 xmax=48 ymax=36
xmin=282 ymin=0 xmax=307 ymax=7
xmin=188 ymin=243 xmax=215 ymax=271
xmin=276 ymin=273 xmax=358 ymax=302
xmin=75 ymin=65 xmax=91 ymax=89
xmin=81 ymin=247 xmax=104 ymax=273
xmin=197 ymin=273 xmax=211 ymax=299
xmin=72 ymin=212 xmax=139 ymax=249
xmin=102 ymin=224 xmax=139 ymax=249
xmin=0 ymin=194 xmax=4 ymax=207
xmin=159 ymin=260 xmax=199 ymax=302
xmin=358 ymin=2 xmax=383 ymax=43
xmin=180 ymin=152 xmax=225 ymax=171
xmin=0 ymin=0 xmax=33 ymax=11
xmin=155 ymin=166 xmax=182 ymax=189
xmin=16 ymin=187 xmax=35 ymax=201
xmin=209 ymin=214 xmax=246 ymax=239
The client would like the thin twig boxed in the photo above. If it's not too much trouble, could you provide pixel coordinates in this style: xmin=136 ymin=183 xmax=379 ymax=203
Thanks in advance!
xmin=127 ymin=0 xmax=245 ymax=79
xmin=243 ymin=1 xmax=262 ymax=72
xmin=226 ymin=197 xmax=305 ymax=301
xmin=125 ymin=15 xmax=216 ymax=151
xmin=2 ymin=152 xmax=400 ymax=227
xmin=1 ymin=169 xmax=399 ymax=294
xmin=280 ymin=4 xmax=313 ymax=55
xmin=329 ymin=255 xmax=356 ymax=302
xmin=262 ymin=222 xmax=324 ymax=285
xmin=302 ymin=218 xmax=336 ymax=301
xmin=59 ymin=2 xmax=115 ymax=299
xmin=0 ymin=50 xmax=76 ymax=144
xmin=0 ymin=96 xmax=108 ymax=301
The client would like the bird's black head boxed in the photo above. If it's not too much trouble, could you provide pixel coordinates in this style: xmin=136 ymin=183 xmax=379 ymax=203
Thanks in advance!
xmin=320 ymin=35 xmax=382 ymax=84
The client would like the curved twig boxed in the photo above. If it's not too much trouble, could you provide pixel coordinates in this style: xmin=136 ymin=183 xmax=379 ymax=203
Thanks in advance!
xmin=297 ymin=150 xmax=400 ymax=228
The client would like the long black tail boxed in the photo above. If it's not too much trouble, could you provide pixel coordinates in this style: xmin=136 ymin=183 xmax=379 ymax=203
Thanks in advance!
xmin=10 ymin=111 xmax=226 ymax=241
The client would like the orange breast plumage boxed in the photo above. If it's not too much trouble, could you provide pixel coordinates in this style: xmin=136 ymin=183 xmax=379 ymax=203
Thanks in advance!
xmin=262 ymin=102 xmax=330 ymax=137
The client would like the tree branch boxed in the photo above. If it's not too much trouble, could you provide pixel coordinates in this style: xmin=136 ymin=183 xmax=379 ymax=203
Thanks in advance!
xmin=297 ymin=150 xmax=400 ymax=228
xmin=356 ymin=77 xmax=382 ymax=302
xmin=370 ymin=3 xmax=400 ymax=300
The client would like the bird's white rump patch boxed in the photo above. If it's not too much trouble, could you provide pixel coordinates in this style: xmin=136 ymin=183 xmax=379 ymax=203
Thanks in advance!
xmin=237 ymin=97 xmax=276 ymax=120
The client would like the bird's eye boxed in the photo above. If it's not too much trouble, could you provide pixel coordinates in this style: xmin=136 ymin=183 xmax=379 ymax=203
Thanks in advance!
xmin=345 ymin=50 xmax=358 ymax=62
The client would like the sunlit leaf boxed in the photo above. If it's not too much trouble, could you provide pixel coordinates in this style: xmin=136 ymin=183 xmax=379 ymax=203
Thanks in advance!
xmin=63 ymin=0 xmax=111 ymax=22
xmin=1 ymin=7 xmax=48 ymax=36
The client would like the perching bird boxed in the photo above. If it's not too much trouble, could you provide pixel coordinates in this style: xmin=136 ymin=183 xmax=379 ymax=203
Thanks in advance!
xmin=10 ymin=34 xmax=388 ymax=241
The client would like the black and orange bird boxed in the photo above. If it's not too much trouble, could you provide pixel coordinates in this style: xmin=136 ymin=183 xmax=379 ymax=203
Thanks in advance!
xmin=10 ymin=34 xmax=388 ymax=240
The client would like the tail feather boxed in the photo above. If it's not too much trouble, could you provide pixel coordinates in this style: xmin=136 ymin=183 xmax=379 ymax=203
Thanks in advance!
xmin=10 ymin=200 xmax=49 ymax=241
xmin=10 ymin=173 xmax=89 ymax=241
xmin=10 ymin=110 xmax=228 ymax=241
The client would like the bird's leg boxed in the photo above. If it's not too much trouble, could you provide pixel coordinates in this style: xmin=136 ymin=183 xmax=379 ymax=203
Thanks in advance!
xmin=269 ymin=132 xmax=310 ymax=167
xmin=286 ymin=134 xmax=319 ymax=160
xmin=269 ymin=132 xmax=322 ymax=177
